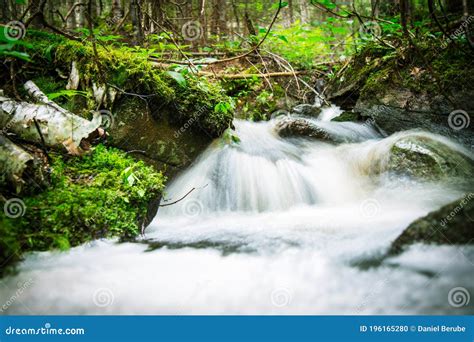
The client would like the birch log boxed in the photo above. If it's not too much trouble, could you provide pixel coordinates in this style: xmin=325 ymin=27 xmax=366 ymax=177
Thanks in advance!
xmin=0 ymin=135 xmax=35 ymax=194
xmin=0 ymin=81 xmax=102 ymax=155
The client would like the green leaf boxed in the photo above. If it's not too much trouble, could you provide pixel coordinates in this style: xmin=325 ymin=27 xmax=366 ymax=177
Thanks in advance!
xmin=280 ymin=1 xmax=289 ymax=8
xmin=166 ymin=71 xmax=187 ymax=87
xmin=0 ymin=50 xmax=31 ymax=61
xmin=127 ymin=174 xmax=136 ymax=187
xmin=46 ymin=89 xmax=88 ymax=100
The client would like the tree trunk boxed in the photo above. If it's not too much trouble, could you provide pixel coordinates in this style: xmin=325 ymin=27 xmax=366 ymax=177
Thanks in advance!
xmin=0 ymin=0 xmax=10 ymax=22
xmin=74 ymin=0 xmax=85 ymax=28
xmin=66 ymin=0 xmax=76 ymax=29
xmin=29 ymin=0 xmax=44 ymax=28
xmin=130 ymin=0 xmax=143 ymax=45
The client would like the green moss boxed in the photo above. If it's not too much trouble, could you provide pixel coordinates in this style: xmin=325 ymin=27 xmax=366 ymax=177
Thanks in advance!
xmin=173 ymin=76 xmax=234 ymax=137
xmin=53 ymin=39 xmax=174 ymax=102
xmin=0 ymin=145 xmax=166 ymax=271
xmin=331 ymin=111 xmax=361 ymax=122
xmin=21 ymin=33 xmax=234 ymax=138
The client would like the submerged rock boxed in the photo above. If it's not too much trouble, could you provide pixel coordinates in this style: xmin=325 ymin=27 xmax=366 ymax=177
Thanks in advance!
xmin=274 ymin=118 xmax=334 ymax=142
xmin=291 ymin=104 xmax=322 ymax=118
xmin=386 ymin=135 xmax=474 ymax=181
xmin=389 ymin=193 xmax=474 ymax=254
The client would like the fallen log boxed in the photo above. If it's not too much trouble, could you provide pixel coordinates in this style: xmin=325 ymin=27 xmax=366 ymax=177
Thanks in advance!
xmin=0 ymin=81 xmax=102 ymax=155
xmin=0 ymin=135 xmax=42 ymax=194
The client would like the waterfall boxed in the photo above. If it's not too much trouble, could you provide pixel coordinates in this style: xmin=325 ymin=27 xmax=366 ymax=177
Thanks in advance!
xmin=155 ymin=118 xmax=472 ymax=218
xmin=1 ymin=111 xmax=473 ymax=315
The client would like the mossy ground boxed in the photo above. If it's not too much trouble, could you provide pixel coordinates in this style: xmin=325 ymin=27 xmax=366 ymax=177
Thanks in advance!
xmin=342 ymin=40 xmax=474 ymax=103
xmin=0 ymin=145 xmax=166 ymax=273
xmin=13 ymin=31 xmax=234 ymax=137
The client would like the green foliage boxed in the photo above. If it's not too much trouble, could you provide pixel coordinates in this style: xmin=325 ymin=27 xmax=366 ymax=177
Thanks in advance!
xmin=47 ymin=89 xmax=89 ymax=101
xmin=262 ymin=21 xmax=353 ymax=69
xmin=19 ymin=33 xmax=233 ymax=137
xmin=1 ymin=145 xmax=166 ymax=270
xmin=173 ymin=76 xmax=234 ymax=137
xmin=0 ymin=31 xmax=31 ymax=61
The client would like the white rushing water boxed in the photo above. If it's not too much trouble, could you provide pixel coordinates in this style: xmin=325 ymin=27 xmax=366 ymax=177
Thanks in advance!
xmin=1 ymin=109 xmax=473 ymax=315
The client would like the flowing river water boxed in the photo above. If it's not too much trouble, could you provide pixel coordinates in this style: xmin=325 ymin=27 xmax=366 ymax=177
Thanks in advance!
xmin=1 ymin=107 xmax=473 ymax=314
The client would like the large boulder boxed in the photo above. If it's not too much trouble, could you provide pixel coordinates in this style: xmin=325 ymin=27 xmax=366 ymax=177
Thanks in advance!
xmin=326 ymin=44 xmax=474 ymax=147
xmin=386 ymin=135 xmax=474 ymax=182
xmin=389 ymin=193 xmax=474 ymax=254
xmin=108 ymin=97 xmax=211 ymax=176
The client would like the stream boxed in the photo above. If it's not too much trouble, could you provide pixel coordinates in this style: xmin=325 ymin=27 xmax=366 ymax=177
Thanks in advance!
xmin=1 ymin=107 xmax=473 ymax=314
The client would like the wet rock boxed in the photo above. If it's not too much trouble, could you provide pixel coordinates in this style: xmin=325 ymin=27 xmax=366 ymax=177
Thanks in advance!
xmin=274 ymin=118 xmax=334 ymax=142
xmin=389 ymin=193 xmax=474 ymax=254
xmin=270 ymin=109 xmax=290 ymax=120
xmin=387 ymin=135 xmax=474 ymax=181
xmin=109 ymin=97 xmax=210 ymax=176
xmin=331 ymin=111 xmax=362 ymax=122
xmin=291 ymin=104 xmax=322 ymax=118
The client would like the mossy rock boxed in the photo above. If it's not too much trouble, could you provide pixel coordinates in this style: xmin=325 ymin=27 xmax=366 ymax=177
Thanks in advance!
xmin=291 ymin=104 xmax=322 ymax=118
xmin=387 ymin=135 xmax=474 ymax=182
xmin=108 ymin=97 xmax=210 ymax=175
xmin=0 ymin=145 xmax=166 ymax=272
xmin=389 ymin=193 xmax=474 ymax=254
xmin=331 ymin=111 xmax=361 ymax=122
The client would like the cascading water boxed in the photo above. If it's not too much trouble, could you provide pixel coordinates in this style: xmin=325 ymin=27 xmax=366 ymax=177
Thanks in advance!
xmin=1 ymin=106 xmax=473 ymax=314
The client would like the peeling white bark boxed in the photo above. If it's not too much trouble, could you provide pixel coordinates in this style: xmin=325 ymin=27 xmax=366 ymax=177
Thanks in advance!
xmin=92 ymin=83 xmax=117 ymax=108
xmin=0 ymin=135 xmax=34 ymax=193
xmin=0 ymin=81 xmax=102 ymax=155
xmin=66 ymin=61 xmax=80 ymax=90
